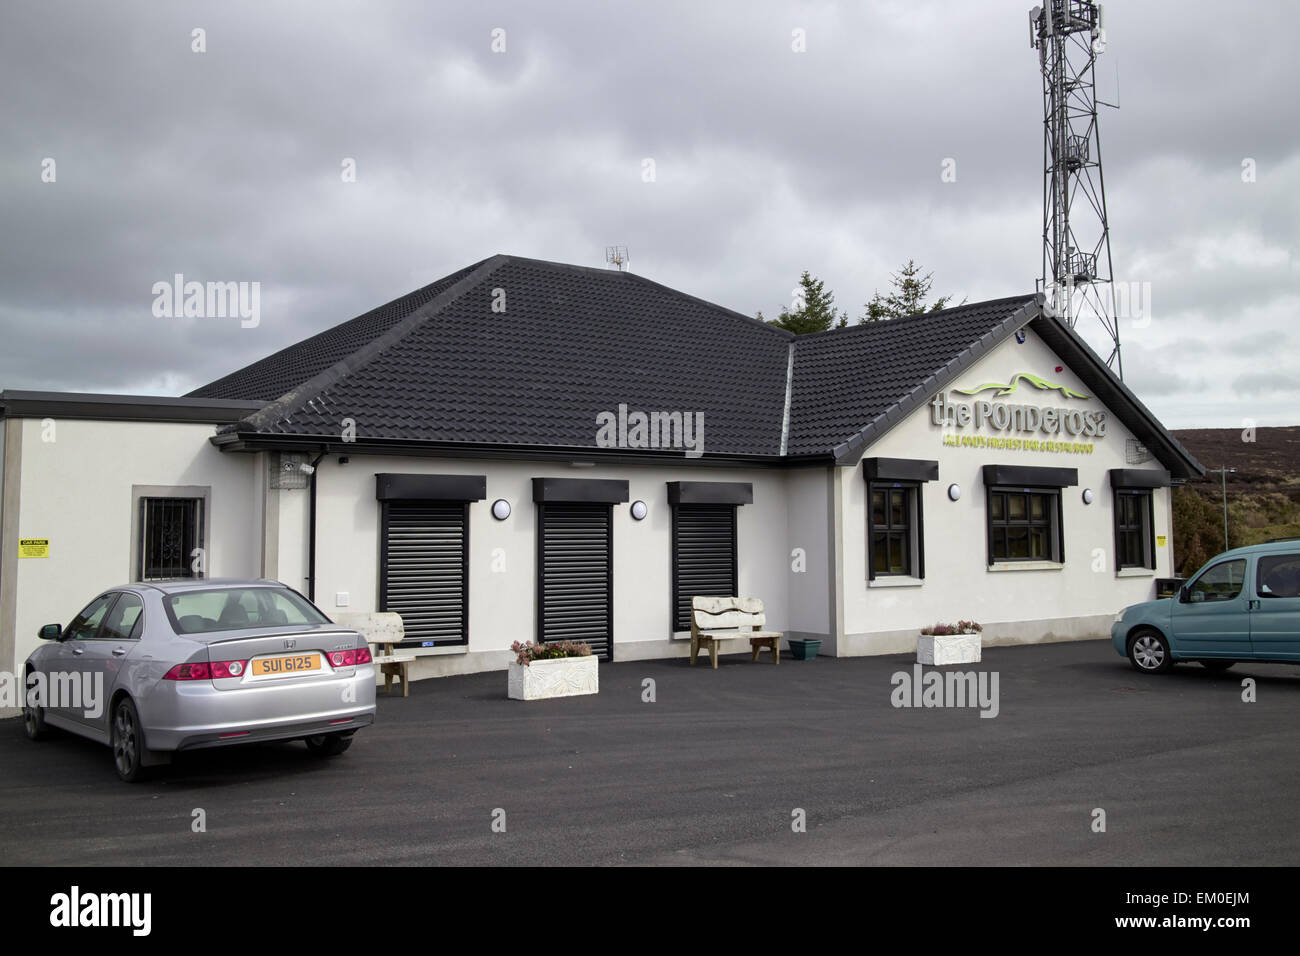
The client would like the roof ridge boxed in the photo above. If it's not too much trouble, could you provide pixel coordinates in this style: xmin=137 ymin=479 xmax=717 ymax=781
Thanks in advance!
xmin=620 ymin=270 xmax=796 ymax=341
xmin=796 ymin=294 xmax=1037 ymax=341
xmin=231 ymin=255 xmax=509 ymax=434
xmin=491 ymin=254 xmax=795 ymax=342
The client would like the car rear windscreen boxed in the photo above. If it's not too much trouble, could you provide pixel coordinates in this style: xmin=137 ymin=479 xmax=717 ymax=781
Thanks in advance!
xmin=164 ymin=588 xmax=331 ymax=634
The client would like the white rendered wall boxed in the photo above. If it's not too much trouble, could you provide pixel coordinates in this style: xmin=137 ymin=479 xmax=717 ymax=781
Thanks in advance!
xmin=839 ymin=327 xmax=1173 ymax=656
xmin=302 ymin=456 xmax=793 ymax=677
xmin=7 ymin=419 xmax=261 ymax=672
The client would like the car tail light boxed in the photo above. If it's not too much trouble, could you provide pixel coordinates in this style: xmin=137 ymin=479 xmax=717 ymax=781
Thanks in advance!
xmin=327 ymin=647 xmax=372 ymax=667
xmin=211 ymin=660 xmax=248 ymax=679
xmin=163 ymin=662 xmax=211 ymax=680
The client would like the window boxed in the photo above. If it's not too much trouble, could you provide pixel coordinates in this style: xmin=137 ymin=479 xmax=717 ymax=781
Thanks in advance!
xmin=869 ymin=484 xmax=922 ymax=577
xmin=64 ymin=594 xmax=114 ymax=641
xmin=379 ymin=500 xmax=469 ymax=648
xmin=1186 ymin=559 xmax=1246 ymax=603
xmin=671 ymin=504 xmax=737 ymax=631
xmin=164 ymin=587 xmax=329 ymax=635
xmin=987 ymin=488 xmax=1061 ymax=563
xmin=101 ymin=593 xmax=144 ymax=641
xmin=138 ymin=497 xmax=205 ymax=580
xmin=1257 ymin=554 xmax=1300 ymax=598
xmin=1114 ymin=489 xmax=1154 ymax=570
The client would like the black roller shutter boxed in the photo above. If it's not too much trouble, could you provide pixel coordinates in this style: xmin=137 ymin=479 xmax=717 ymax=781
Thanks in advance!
xmin=380 ymin=501 xmax=468 ymax=647
xmin=672 ymin=504 xmax=737 ymax=632
xmin=537 ymin=503 xmax=613 ymax=660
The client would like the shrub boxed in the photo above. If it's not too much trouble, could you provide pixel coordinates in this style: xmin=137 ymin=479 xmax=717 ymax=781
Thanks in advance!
xmin=510 ymin=640 xmax=593 ymax=666
xmin=921 ymin=621 xmax=983 ymax=636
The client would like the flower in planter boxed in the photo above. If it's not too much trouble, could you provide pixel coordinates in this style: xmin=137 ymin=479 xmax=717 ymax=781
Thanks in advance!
xmin=510 ymin=640 xmax=594 ymax=666
xmin=920 ymin=621 xmax=983 ymax=636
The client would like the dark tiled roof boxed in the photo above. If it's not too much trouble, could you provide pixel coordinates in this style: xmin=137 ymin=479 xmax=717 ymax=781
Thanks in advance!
xmin=195 ymin=255 xmax=1201 ymax=477
xmin=785 ymin=296 xmax=1039 ymax=459
xmin=212 ymin=255 xmax=794 ymax=458
xmin=188 ymin=259 xmax=490 ymax=401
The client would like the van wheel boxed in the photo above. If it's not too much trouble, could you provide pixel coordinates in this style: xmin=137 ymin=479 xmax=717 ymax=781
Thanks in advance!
xmin=111 ymin=698 xmax=148 ymax=783
xmin=1128 ymin=628 xmax=1173 ymax=674
xmin=22 ymin=671 xmax=50 ymax=740
xmin=1201 ymin=660 xmax=1235 ymax=672
xmin=305 ymin=733 xmax=353 ymax=757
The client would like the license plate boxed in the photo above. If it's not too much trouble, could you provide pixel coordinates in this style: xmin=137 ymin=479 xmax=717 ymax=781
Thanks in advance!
xmin=251 ymin=653 xmax=321 ymax=677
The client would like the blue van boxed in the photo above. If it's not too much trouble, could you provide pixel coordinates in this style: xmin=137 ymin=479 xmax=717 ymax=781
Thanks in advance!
xmin=1112 ymin=539 xmax=1300 ymax=673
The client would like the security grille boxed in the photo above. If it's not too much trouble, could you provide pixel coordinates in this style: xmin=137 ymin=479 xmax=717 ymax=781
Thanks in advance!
xmin=671 ymin=504 xmax=737 ymax=632
xmin=139 ymin=497 xmax=204 ymax=580
xmin=537 ymin=503 xmax=613 ymax=660
xmin=380 ymin=501 xmax=468 ymax=647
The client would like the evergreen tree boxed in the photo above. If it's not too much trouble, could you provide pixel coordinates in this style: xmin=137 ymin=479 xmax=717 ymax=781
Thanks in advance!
xmin=861 ymin=259 xmax=958 ymax=322
xmin=767 ymin=271 xmax=847 ymax=334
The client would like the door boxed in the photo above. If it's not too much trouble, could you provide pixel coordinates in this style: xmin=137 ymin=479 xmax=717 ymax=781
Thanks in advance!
xmin=49 ymin=592 xmax=116 ymax=727
xmin=80 ymin=592 xmax=146 ymax=737
xmin=1169 ymin=557 xmax=1251 ymax=658
xmin=1249 ymin=552 xmax=1300 ymax=661
xmin=537 ymin=502 xmax=613 ymax=660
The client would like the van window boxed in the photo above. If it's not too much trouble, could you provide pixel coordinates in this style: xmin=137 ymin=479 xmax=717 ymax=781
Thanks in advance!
xmin=1187 ymin=559 xmax=1247 ymax=603
xmin=1258 ymin=554 xmax=1300 ymax=598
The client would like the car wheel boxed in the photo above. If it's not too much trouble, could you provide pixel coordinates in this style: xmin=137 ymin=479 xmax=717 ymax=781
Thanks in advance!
xmin=1128 ymin=628 xmax=1173 ymax=674
xmin=111 ymin=697 xmax=148 ymax=783
xmin=305 ymin=733 xmax=354 ymax=757
xmin=1201 ymin=660 xmax=1235 ymax=672
xmin=22 ymin=671 xmax=51 ymax=741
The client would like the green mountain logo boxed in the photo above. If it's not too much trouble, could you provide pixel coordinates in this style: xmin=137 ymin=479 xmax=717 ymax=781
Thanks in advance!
xmin=953 ymin=372 xmax=1089 ymax=400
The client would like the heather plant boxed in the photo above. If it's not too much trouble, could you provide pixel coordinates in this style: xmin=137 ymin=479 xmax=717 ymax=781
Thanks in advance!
xmin=921 ymin=621 xmax=983 ymax=636
xmin=510 ymin=640 xmax=593 ymax=666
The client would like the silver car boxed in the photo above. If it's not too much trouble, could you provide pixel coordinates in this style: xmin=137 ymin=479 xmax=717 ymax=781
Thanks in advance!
xmin=21 ymin=579 xmax=377 ymax=782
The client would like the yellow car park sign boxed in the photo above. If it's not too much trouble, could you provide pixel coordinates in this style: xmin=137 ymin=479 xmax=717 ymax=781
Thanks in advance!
xmin=19 ymin=538 xmax=49 ymax=558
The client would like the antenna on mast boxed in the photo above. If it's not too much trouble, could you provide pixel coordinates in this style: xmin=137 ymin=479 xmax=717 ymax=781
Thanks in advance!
xmin=604 ymin=246 xmax=630 ymax=272
xmin=1029 ymin=1 xmax=1123 ymax=378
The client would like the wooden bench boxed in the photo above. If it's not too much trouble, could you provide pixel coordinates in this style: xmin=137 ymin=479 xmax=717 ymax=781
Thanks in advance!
xmin=689 ymin=596 xmax=783 ymax=668
xmin=332 ymin=611 xmax=416 ymax=697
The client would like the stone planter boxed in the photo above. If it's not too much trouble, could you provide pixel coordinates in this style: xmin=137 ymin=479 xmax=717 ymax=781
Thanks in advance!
xmin=507 ymin=656 xmax=599 ymax=701
xmin=916 ymin=633 xmax=981 ymax=665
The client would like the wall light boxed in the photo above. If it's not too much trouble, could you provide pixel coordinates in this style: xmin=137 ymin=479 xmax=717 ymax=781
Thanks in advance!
xmin=1082 ymin=488 xmax=1094 ymax=505
xmin=630 ymin=500 xmax=648 ymax=521
xmin=491 ymin=499 xmax=511 ymax=520
xmin=948 ymin=483 xmax=962 ymax=502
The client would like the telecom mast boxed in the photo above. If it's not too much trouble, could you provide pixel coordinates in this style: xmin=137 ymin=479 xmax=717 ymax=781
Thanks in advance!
xmin=1029 ymin=1 xmax=1121 ymax=377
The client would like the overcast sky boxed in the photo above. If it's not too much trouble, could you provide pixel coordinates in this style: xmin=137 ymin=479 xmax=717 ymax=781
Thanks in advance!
xmin=2 ymin=0 xmax=1296 ymax=428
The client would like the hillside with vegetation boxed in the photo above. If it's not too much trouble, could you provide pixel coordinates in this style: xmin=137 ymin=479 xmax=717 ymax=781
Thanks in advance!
xmin=1170 ymin=426 xmax=1300 ymax=576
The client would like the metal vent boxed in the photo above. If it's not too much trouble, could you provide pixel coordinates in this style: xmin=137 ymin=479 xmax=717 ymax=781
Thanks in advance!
xmin=1126 ymin=438 xmax=1153 ymax=465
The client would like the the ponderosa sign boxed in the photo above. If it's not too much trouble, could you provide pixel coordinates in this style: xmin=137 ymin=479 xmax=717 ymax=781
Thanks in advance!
xmin=929 ymin=372 xmax=1108 ymax=438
